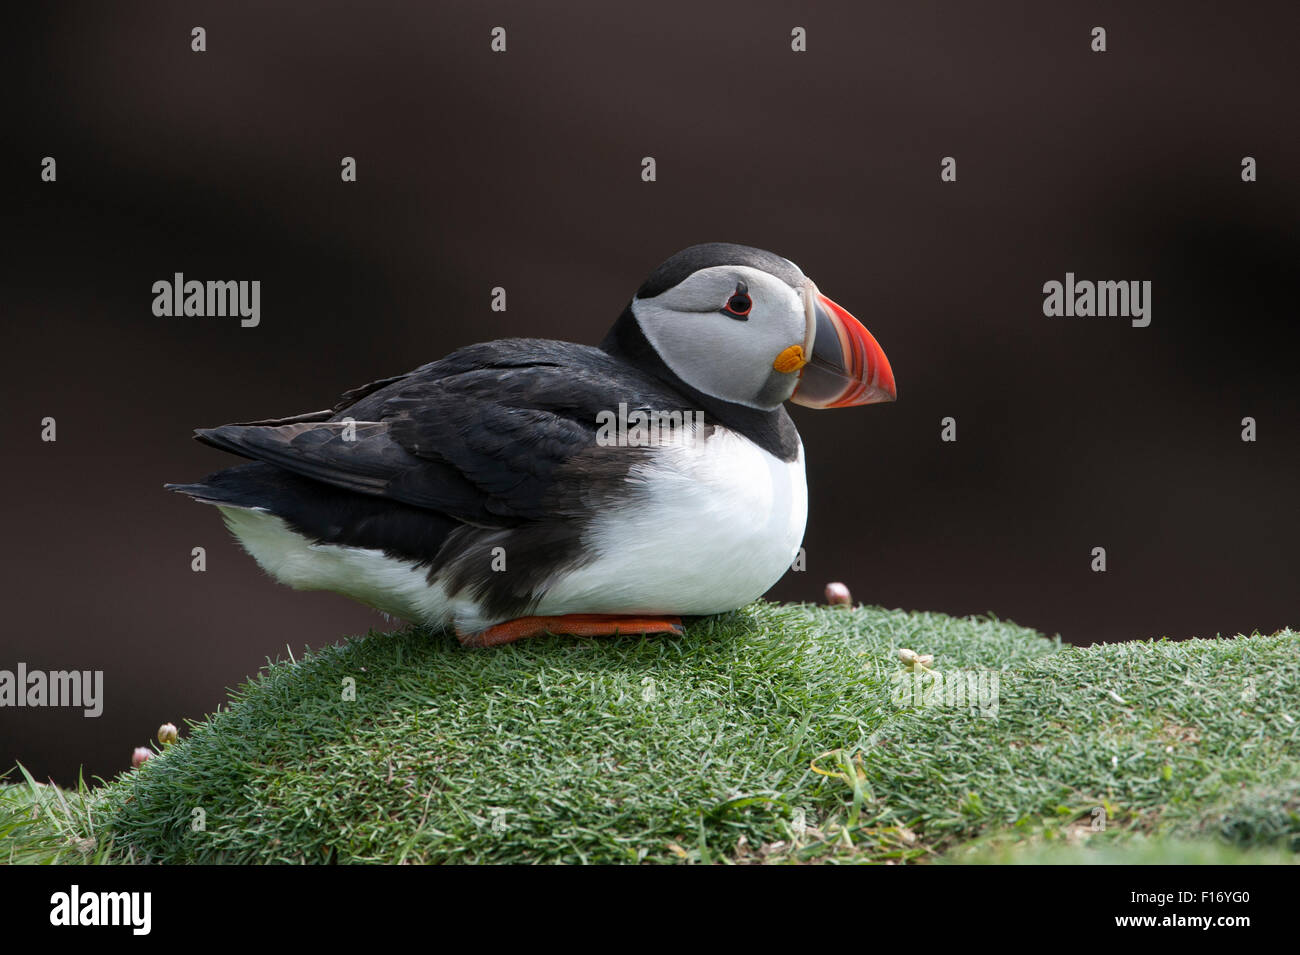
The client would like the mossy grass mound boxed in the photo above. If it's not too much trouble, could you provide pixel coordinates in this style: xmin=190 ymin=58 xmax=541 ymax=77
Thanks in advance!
xmin=4 ymin=603 xmax=1296 ymax=864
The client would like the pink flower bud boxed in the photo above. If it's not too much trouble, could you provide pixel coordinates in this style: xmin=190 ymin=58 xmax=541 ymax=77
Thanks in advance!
xmin=132 ymin=747 xmax=153 ymax=769
xmin=824 ymin=582 xmax=852 ymax=606
xmin=158 ymin=722 xmax=179 ymax=745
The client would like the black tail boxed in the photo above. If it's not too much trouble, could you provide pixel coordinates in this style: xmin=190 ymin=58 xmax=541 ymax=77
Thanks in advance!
xmin=164 ymin=463 xmax=289 ymax=509
xmin=166 ymin=462 xmax=459 ymax=562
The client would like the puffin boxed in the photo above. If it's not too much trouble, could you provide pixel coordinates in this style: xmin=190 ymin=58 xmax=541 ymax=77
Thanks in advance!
xmin=167 ymin=244 xmax=896 ymax=647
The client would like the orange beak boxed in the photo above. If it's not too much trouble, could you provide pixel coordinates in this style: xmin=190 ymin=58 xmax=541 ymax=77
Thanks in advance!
xmin=790 ymin=289 xmax=896 ymax=408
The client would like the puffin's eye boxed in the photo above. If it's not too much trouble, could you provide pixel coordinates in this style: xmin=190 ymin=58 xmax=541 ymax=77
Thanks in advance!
xmin=722 ymin=285 xmax=752 ymax=319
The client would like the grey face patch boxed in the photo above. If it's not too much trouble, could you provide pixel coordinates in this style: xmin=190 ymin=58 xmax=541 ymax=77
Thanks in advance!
xmin=630 ymin=264 xmax=809 ymax=410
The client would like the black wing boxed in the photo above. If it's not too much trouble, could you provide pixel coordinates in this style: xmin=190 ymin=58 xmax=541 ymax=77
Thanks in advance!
xmin=191 ymin=339 xmax=689 ymax=528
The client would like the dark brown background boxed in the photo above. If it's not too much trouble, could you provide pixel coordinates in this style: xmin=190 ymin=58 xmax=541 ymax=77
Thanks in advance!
xmin=4 ymin=2 xmax=1297 ymax=785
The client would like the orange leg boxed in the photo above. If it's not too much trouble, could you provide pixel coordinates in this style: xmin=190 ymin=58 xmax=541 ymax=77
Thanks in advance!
xmin=457 ymin=613 xmax=684 ymax=648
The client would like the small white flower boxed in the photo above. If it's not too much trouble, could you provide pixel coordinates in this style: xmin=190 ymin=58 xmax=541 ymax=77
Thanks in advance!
xmin=897 ymin=648 xmax=935 ymax=673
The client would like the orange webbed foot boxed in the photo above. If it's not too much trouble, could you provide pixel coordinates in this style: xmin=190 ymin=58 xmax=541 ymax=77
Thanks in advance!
xmin=456 ymin=613 xmax=684 ymax=648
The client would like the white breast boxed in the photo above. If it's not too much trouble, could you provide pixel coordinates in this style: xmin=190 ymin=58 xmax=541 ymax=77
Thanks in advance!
xmin=535 ymin=429 xmax=808 ymax=618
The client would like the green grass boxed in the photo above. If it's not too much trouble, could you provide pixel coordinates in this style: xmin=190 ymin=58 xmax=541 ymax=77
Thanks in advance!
xmin=3 ymin=602 xmax=1297 ymax=864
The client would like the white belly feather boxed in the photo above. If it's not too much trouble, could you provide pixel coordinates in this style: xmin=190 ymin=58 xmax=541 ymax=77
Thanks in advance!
xmin=217 ymin=429 xmax=807 ymax=633
xmin=536 ymin=430 xmax=807 ymax=617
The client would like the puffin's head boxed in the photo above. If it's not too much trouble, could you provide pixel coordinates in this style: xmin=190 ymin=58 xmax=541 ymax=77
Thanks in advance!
xmin=627 ymin=243 xmax=896 ymax=411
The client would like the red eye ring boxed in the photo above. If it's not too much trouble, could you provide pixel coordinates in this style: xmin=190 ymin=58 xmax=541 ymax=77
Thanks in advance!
xmin=723 ymin=292 xmax=752 ymax=317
